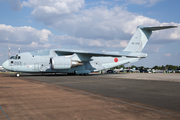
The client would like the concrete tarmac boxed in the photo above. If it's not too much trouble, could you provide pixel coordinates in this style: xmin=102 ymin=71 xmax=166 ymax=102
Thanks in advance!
xmin=0 ymin=73 xmax=180 ymax=119
xmin=108 ymin=73 xmax=180 ymax=82
xmin=21 ymin=73 xmax=180 ymax=111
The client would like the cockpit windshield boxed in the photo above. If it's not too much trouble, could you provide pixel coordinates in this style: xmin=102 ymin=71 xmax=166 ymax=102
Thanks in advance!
xmin=14 ymin=56 xmax=18 ymax=59
xmin=10 ymin=56 xmax=14 ymax=59
xmin=10 ymin=55 xmax=21 ymax=59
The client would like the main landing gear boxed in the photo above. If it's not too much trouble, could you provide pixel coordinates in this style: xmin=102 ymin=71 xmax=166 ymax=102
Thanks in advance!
xmin=77 ymin=73 xmax=89 ymax=76
xmin=66 ymin=73 xmax=89 ymax=76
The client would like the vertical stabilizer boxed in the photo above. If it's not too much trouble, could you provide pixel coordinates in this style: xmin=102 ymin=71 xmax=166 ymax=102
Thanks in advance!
xmin=123 ymin=26 xmax=177 ymax=52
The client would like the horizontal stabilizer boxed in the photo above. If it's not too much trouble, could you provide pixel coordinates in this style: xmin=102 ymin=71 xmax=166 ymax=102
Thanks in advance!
xmin=138 ymin=26 xmax=177 ymax=31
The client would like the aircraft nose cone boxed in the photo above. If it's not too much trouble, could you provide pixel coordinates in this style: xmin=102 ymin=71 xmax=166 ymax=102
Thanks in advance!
xmin=2 ymin=60 xmax=9 ymax=70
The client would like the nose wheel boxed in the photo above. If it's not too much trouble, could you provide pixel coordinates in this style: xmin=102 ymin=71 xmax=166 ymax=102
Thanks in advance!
xmin=15 ymin=73 xmax=20 ymax=77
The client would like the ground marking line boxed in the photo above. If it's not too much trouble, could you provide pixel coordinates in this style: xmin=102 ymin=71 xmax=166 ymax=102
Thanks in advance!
xmin=0 ymin=106 xmax=10 ymax=120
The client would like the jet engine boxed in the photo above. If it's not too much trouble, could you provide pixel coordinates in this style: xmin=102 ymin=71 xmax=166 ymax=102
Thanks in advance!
xmin=50 ymin=57 xmax=83 ymax=70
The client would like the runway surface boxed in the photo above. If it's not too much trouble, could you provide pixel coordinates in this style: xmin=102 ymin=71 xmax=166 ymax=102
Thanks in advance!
xmin=1 ymin=73 xmax=180 ymax=119
xmin=21 ymin=73 xmax=180 ymax=112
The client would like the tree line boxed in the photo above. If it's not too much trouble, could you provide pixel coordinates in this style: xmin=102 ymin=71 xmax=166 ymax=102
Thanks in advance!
xmin=113 ymin=65 xmax=180 ymax=70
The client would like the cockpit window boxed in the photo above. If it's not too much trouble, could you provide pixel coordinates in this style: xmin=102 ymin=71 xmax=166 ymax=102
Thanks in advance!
xmin=9 ymin=55 xmax=21 ymax=59
xmin=10 ymin=56 xmax=14 ymax=59
xmin=14 ymin=56 xmax=18 ymax=59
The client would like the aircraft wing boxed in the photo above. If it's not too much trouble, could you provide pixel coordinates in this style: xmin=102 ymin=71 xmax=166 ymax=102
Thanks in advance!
xmin=54 ymin=49 xmax=147 ymax=61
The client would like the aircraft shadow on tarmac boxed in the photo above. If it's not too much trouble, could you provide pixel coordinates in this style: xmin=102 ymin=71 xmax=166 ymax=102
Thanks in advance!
xmin=1 ymin=73 xmax=109 ymax=77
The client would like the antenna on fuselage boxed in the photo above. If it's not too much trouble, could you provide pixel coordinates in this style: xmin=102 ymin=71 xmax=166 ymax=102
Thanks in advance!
xmin=18 ymin=47 xmax=20 ymax=53
xmin=8 ymin=46 xmax=10 ymax=59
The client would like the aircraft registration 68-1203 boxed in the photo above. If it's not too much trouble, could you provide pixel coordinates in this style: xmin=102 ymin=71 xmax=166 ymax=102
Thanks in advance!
xmin=2 ymin=26 xmax=177 ymax=76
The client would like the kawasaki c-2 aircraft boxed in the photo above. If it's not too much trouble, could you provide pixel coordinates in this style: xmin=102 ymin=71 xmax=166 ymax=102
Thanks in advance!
xmin=2 ymin=26 xmax=177 ymax=76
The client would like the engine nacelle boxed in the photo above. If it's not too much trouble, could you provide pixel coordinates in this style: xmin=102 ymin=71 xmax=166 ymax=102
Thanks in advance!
xmin=50 ymin=57 xmax=83 ymax=70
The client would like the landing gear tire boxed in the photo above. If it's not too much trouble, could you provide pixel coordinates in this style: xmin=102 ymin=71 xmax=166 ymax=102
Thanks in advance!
xmin=15 ymin=73 xmax=20 ymax=77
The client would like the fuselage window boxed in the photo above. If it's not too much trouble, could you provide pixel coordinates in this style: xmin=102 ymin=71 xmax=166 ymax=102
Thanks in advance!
xmin=18 ymin=56 xmax=21 ymax=59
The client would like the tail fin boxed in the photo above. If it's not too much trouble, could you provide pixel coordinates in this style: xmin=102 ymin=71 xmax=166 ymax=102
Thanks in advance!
xmin=123 ymin=26 xmax=177 ymax=52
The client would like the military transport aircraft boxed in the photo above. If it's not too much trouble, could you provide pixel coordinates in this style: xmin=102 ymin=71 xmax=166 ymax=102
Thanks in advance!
xmin=2 ymin=26 xmax=177 ymax=76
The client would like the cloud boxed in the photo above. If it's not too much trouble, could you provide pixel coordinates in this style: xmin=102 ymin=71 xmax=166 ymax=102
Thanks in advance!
xmin=5 ymin=0 xmax=176 ymax=54
xmin=164 ymin=53 xmax=171 ymax=57
xmin=52 ymin=35 xmax=128 ymax=48
xmin=23 ymin=0 xmax=85 ymax=14
xmin=0 ymin=23 xmax=128 ymax=57
xmin=29 ymin=42 xmax=53 ymax=48
xmin=145 ymin=45 xmax=164 ymax=53
xmin=126 ymin=0 xmax=162 ymax=6
xmin=25 ymin=4 xmax=157 ymax=39
xmin=0 ymin=24 xmax=54 ymax=64
xmin=1 ymin=0 xmax=180 ymax=52
xmin=30 ymin=42 xmax=38 ymax=47
xmin=1 ymin=0 xmax=23 ymax=11
xmin=24 ymin=1 xmax=180 ymax=43
xmin=0 ymin=24 xmax=52 ymax=44
xmin=151 ymin=23 xmax=180 ymax=41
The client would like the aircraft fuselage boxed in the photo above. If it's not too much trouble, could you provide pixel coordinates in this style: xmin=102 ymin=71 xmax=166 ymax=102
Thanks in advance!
xmin=3 ymin=50 xmax=139 ymax=74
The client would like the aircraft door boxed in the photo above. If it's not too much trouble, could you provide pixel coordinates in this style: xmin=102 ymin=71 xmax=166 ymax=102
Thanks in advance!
xmin=40 ymin=57 xmax=46 ymax=68
xmin=34 ymin=63 xmax=39 ymax=70
xmin=95 ymin=61 xmax=99 ymax=70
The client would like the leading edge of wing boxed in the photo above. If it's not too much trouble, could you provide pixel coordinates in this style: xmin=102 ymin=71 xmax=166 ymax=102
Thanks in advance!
xmin=54 ymin=49 xmax=147 ymax=58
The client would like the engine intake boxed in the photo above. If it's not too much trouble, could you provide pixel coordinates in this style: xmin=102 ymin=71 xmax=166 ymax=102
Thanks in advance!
xmin=50 ymin=57 xmax=83 ymax=70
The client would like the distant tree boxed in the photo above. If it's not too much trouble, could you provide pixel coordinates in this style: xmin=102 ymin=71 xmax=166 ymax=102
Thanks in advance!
xmin=152 ymin=65 xmax=159 ymax=69
xmin=119 ymin=65 xmax=125 ymax=69
xmin=161 ymin=65 xmax=165 ymax=70
xmin=131 ymin=65 xmax=137 ymax=69
xmin=111 ymin=64 xmax=179 ymax=71
xmin=165 ymin=65 xmax=169 ymax=69
xmin=165 ymin=65 xmax=178 ymax=70
xmin=139 ymin=66 xmax=144 ymax=69
xmin=111 ymin=64 xmax=125 ymax=70
xmin=125 ymin=67 xmax=129 ymax=69
xmin=172 ymin=66 xmax=178 ymax=70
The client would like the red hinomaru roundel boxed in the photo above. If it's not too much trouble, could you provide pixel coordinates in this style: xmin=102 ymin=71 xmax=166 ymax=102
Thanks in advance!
xmin=114 ymin=58 xmax=118 ymax=62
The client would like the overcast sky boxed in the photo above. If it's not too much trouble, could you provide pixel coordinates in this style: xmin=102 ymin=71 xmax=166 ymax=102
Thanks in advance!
xmin=0 ymin=0 xmax=180 ymax=67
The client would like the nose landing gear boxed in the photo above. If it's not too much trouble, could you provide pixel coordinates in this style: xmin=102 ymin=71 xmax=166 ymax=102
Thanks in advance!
xmin=15 ymin=72 xmax=20 ymax=77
